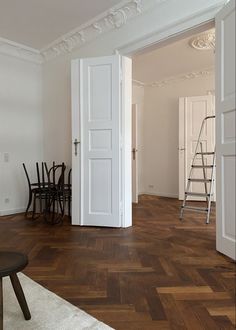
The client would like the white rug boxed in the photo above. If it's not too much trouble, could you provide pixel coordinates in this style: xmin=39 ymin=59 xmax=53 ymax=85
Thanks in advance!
xmin=3 ymin=273 xmax=113 ymax=330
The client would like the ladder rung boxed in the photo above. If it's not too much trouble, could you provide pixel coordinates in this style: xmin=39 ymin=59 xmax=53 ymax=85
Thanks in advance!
xmin=185 ymin=192 xmax=210 ymax=197
xmin=181 ymin=206 xmax=208 ymax=212
xmin=196 ymin=152 xmax=215 ymax=155
xmin=188 ymin=178 xmax=212 ymax=182
xmin=192 ymin=165 xmax=214 ymax=168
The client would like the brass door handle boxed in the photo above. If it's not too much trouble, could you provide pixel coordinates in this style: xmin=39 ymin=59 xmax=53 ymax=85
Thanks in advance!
xmin=74 ymin=139 xmax=80 ymax=156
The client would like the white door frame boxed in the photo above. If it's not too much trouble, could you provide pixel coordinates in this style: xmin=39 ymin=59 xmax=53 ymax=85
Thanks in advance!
xmin=132 ymin=104 xmax=138 ymax=203
xmin=118 ymin=2 xmax=236 ymax=258
xmin=118 ymin=3 xmax=223 ymax=57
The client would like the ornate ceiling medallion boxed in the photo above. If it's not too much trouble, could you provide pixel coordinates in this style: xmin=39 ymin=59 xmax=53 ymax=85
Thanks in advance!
xmin=190 ymin=32 xmax=215 ymax=51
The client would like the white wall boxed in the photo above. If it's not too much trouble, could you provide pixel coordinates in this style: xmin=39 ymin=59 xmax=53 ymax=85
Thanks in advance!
xmin=41 ymin=0 xmax=223 ymax=166
xmin=141 ymin=74 xmax=215 ymax=198
xmin=0 ymin=54 xmax=43 ymax=215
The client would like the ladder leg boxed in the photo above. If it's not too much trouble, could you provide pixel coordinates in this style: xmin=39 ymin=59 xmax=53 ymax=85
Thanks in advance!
xmin=200 ymin=142 xmax=209 ymax=203
xmin=180 ymin=194 xmax=187 ymax=220
xmin=206 ymin=150 xmax=216 ymax=224
xmin=180 ymin=200 xmax=185 ymax=220
xmin=206 ymin=199 xmax=211 ymax=224
xmin=180 ymin=179 xmax=191 ymax=220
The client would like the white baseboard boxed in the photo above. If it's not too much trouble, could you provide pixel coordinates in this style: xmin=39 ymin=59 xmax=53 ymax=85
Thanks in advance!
xmin=139 ymin=191 xmax=178 ymax=199
xmin=0 ymin=207 xmax=25 ymax=216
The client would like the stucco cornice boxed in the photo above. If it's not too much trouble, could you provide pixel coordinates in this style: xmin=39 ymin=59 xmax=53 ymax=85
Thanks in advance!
xmin=0 ymin=0 xmax=167 ymax=63
xmin=0 ymin=0 xmax=225 ymax=64
xmin=40 ymin=0 xmax=162 ymax=61
xmin=0 ymin=37 xmax=43 ymax=64
xmin=133 ymin=67 xmax=214 ymax=88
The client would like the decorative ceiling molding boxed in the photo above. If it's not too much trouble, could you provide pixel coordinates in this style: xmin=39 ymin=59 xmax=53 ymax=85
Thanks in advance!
xmin=0 ymin=0 xmax=215 ymax=64
xmin=0 ymin=37 xmax=43 ymax=64
xmin=132 ymin=67 xmax=214 ymax=88
xmin=190 ymin=31 xmax=215 ymax=51
xmin=132 ymin=79 xmax=145 ymax=87
xmin=40 ymin=0 xmax=146 ymax=61
xmin=0 ymin=0 xmax=157 ymax=63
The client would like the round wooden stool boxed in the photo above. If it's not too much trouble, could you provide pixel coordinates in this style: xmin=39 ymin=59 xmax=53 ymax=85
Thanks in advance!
xmin=0 ymin=252 xmax=31 ymax=330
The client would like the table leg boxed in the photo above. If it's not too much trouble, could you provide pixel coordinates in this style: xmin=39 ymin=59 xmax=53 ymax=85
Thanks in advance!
xmin=10 ymin=273 xmax=31 ymax=320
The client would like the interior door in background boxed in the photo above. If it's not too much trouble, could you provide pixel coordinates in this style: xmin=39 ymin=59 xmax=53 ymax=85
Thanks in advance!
xmin=215 ymin=0 xmax=236 ymax=260
xmin=132 ymin=104 xmax=138 ymax=203
xmin=179 ymin=95 xmax=215 ymax=200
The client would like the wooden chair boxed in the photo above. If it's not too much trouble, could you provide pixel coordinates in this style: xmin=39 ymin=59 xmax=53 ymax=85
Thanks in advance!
xmin=22 ymin=162 xmax=49 ymax=219
xmin=63 ymin=169 xmax=72 ymax=217
xmin=43 ymin=163 xmax=66 ymax=225
xmin=0 ymin=252 xmax=31 ymax=330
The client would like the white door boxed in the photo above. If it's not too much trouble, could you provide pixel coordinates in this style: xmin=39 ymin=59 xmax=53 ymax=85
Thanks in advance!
xmin=179 ymin=95 xmax=215 ymax=200
xmin=132 ymin=104 xmax=138 ymax=203
xmin=215 ymin=0 xmax=236 ymax=260
xmin=71 ymin=55 xmax=132 ymax=227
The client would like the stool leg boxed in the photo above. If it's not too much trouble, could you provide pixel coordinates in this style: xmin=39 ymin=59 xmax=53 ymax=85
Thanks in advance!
xmin=0 ymin=278 xmax=3 ymax=330
xmin=10 ymin=274 xmax=31 ymax=320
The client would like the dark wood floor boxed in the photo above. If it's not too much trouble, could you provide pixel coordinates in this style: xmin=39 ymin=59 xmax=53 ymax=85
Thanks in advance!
xmin=0 ymin=195 xmax=235 ymax=329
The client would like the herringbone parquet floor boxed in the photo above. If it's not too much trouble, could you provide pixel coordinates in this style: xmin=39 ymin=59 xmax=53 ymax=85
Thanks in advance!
xmin=0 ymin=195 xmax=235 ymax=329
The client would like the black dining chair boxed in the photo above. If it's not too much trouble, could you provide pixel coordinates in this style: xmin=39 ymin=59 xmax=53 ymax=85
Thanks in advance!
xmin=64 ymin=168 xmax=72 ymax=217
xmin=22 ymin=162 xmax=49 ymax=219
xmin=43 ymin=162 xmax=66 ymax=224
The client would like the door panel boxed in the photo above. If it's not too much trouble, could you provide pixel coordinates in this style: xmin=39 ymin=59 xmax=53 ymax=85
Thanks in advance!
xmin=72 ymin=55 xmax=132 ymax=227
xmin=82 ymin=56 xmax=120 ymax=227
xmin=179 ymin=95 xmax=215 ymax=200
xmin=186 ymin=96 xmax=215 ymax=200
xmin=71 ymin=56 xmax=119 ymax=227
xmin=89 ymin=65 xmax=112 ymax=121
xmin=216 ymin=0 xmax=236 ymax=259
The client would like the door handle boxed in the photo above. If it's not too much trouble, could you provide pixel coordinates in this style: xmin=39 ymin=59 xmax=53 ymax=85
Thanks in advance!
xmin=178 ymin=147 xmax=185 ymax=151
xmin=132 ymin=148 xmax=138 ymax=160
xmin=73 ymin=139 xmax=80 ymax=156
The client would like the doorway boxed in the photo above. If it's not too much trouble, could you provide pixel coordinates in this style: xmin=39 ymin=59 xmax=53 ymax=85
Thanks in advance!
xmin=71 ymin=0 xmax=235 ymax=259
xmin=132 ymin=27 xmax=216 ymax=206
xmin=126 ymin=0 xmax=235 ymax=260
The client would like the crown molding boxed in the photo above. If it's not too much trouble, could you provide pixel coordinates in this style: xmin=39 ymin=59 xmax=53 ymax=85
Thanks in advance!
xmin=40 ymin=0 xmax=164 ymax=62
xmin=132 ymin=79 xmax=145 ymax=87
xmin=0 ymin=0 xmax=160 ymax=64
xmin=133 ymin=67 xmax=214 ymax=88
xmin=0 ymin=0 xmax=218 ymax=64
xmin=190 ymin=31 xmax=215 ymax=50
xmin=0 ymin=37 xmax=43 ymax=64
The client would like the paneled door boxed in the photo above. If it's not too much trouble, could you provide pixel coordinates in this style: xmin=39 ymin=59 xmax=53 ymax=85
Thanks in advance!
xmin=71 ymin=55 xmax=132 ymax=228
xmin=179 ymin=95 xmax=215 ymax=200
xmin=215 ymin=0 xmax=236 ymax=260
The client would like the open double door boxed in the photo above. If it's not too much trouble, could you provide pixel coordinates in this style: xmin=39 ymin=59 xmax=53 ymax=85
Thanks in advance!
xmin=72 ymin=1 xmax=235 ymax=260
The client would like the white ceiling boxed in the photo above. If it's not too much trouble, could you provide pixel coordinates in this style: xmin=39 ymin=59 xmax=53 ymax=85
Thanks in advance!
xmin=0 ymin=0 xmax=122 ymax=49
xmin=133 ymin=30 xmax=215 ymax=84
